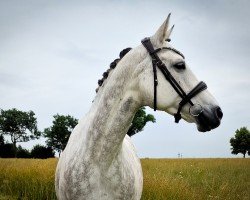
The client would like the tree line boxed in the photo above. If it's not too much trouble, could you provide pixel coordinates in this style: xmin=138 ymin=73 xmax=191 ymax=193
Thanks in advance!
xmin=0 ymin=137 xmax=54 ymax=159
xmin=0 ymin=107 xmax=156 ymax=158
xmin=0 ymin=108 xmax=249 ymax=158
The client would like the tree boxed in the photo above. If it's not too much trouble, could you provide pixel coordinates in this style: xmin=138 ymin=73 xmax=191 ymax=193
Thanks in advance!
xmin=0 ymin=108 xmax=40 ymax=157
xmin=0 ymin=137 xmax=15 ymax=158
xmin=230 ymin=127 xmax=250 ymax=158
xmin=0 ymin=134 xmax=4 ymax=146
xmin=127 ymin=107 xmax=156 ymax=137
xmin=44 ymin=114 xmax=78 ymax=156
xmin=30 ymin=144 xmax=55 ymax=159
xmin=0 ymin=135 xmax=31 ymax=158
xmin=0 ymin=144 xmax=15 ymax=158
xmin=16 ymin=145 xmax=31 ymax=158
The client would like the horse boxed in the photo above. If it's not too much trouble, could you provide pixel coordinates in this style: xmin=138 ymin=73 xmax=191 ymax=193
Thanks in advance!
xmin=55 ymin=14 xmax=223 ymax=200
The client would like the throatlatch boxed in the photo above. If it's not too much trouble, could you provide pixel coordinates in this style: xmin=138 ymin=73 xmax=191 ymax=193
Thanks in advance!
xmin=141 ymin=37 xmax=207 ymax=123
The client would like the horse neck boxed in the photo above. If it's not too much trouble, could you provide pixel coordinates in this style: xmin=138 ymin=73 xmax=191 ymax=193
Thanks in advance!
xmin=82 ymin=54 xmax=142 ymax=168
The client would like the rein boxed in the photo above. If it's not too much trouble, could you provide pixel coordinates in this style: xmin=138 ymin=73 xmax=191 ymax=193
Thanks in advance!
xmin=141 ymin=37 xmax=207 ymax=123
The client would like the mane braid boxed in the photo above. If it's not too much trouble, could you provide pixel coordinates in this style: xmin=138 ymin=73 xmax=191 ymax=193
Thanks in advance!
xmin=95 ymin=47 xmax=132 ymax=93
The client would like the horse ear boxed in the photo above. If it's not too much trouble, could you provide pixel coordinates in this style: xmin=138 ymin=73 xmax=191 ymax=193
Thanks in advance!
xmin=166 ymin=24 xmax=174 ymax=40
xmin=151 ymin=13 xmax=173 ymax=46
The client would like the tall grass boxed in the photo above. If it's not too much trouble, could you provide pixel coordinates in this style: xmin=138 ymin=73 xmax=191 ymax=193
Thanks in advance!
xmin=141 ymin=158 xmax=250 ymax=200
xmin=0 ymin=158 xmax=57 ymax=200
xmin=0 ymin=158 xmax=249 ymax=200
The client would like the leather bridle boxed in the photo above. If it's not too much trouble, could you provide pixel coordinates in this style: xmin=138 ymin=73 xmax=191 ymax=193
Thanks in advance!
xmin=141 ymin=37 xmax=207 ymax=123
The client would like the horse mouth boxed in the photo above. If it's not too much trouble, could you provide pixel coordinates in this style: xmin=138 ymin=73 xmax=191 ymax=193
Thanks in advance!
xmin=197 ymin=123 xmax=212 ymax=132
xmin=195 ymin=106 xmax=222 ymax=132
xmin=196 ymin=120 xmax=221 ymax=132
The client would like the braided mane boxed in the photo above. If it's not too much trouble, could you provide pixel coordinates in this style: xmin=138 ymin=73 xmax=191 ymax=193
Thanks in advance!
xmin=95 ymin=47 xmax=132 ymax=93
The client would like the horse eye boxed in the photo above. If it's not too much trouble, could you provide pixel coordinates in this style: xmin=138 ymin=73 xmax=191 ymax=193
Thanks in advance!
xmin=173 ymin=62 xmax=186 ymax=70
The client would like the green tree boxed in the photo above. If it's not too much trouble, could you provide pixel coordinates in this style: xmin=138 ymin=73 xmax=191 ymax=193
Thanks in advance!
xmin=44 ymin=114 xmax=78 ymax=156
xmin=30 ymin=144 xmax=55 ymax=159
xmin=0 ymin=143 xmax=15 ymax=158
xmin=230 ymin=127 xmax=250 ymax=158
xmin=127 ymin=107 xmax=156 ymax=137
xmin=0 ymin=134 xmax=4 ymax=146
xmin=0 ymin=135 xmax=15 ymax=158
xmin=16 ymin=145 xmax=31 ymax=158
xmin=0 ymin=108 xmax=40 ymax=157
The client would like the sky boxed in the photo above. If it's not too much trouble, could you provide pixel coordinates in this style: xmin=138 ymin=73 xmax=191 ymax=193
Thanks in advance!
xmin=0 ymin=0 xmax=249 ymax=158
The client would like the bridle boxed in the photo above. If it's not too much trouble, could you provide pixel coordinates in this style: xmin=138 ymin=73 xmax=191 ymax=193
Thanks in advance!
xmin=141 ymin=37 xmax=207 ymax=123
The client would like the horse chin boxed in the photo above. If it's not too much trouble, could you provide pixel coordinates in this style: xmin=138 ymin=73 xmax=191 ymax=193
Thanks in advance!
xmin=195 ymin=116 xmax=220 ymax=132
xmin=182 ymin=116 xmax=211 ymax=132
xmin=181 ymin=115 xmax=211 ymax=132
xmin=196 ymin=123 xmax=211 ymax=132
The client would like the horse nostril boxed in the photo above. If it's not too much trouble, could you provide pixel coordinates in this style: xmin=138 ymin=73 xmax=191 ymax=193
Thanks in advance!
xmin=216 ymin=107 xmax=223 ymax=120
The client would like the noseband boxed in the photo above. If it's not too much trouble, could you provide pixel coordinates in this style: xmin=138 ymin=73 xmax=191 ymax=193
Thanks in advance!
xmin=141 ymin=37 xmax=207 ymax=123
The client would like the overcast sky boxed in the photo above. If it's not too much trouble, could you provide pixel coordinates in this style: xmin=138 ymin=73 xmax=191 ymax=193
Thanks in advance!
xmin=1 ymin=0 xmax=249 ymax=158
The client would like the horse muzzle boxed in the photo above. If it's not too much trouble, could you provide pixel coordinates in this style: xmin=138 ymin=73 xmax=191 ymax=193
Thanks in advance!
xmin=195 ymin=105 xmax=223 ymax=132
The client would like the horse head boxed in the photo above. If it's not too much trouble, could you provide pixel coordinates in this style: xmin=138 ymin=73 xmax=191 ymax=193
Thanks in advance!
xmin=135 ymin=14 xmax=223 ymax=132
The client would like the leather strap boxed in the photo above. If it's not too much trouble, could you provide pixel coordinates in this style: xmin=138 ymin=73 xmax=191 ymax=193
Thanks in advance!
xmin=142 ymin=38 xmax=160 ymax=111
xmin=152 ymin=61 xmax=158 ymax=111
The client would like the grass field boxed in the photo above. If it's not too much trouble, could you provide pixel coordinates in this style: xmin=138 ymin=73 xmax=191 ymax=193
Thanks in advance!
xmin=0 ymin=158 xmax=249 ymax=200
